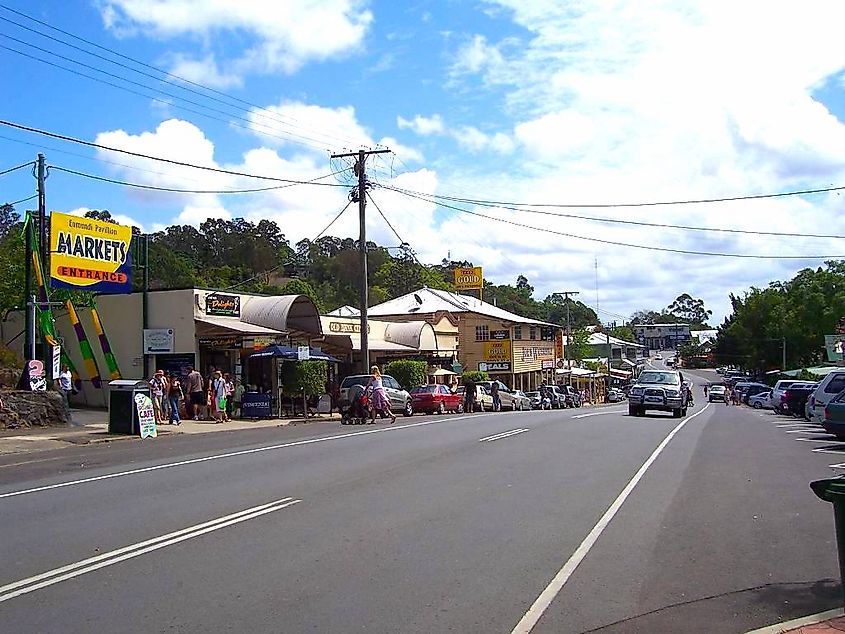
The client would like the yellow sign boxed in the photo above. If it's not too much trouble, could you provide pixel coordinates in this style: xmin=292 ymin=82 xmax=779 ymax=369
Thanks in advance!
xmin=49 ymin=212 xmax=133 ymax=293
xmin=483 ymin=340 xmax=512 ymax=363
xmin=454 ymin=266 xmax=483 ymax=290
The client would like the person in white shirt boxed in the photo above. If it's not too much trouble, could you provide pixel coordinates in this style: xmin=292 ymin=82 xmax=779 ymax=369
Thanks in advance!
xmin=55 ymin=364 xmax=73 ymax=422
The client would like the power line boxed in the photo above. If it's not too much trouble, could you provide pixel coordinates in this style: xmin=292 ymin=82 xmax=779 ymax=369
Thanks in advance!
xmin=50 ymin=164 xmax=351 ymax=194
xmin=313 ymin=200 xmax=354 ymax=241
xmin=384 ymin=184 xmax=845 ymax=240
xmin=0 ymin=159 xmax=33 ymax=176
xmin=4 ymin=193 xmax=36 ymax=206
xmin=366 ymin=190 xmax=430 ymax=272
xmin=0 ymin=119 xmax=354 ymax=185
xmin=388 ymin=186 xmax=845 ymax=260
xmin=0 ymin=6 xmax=368 ymax=151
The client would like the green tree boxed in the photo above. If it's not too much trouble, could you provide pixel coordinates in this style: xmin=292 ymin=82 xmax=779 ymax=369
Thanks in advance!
xmin=666 ymin=293 xmax=712 ymax=328
xmin=461 ymin=370 xmax=490 ymax=383
xmin=629 ymin=309 xmax=668 ymax=325
xmin=278 ymin=278 xmax=325 ymax=313
xmin=611 ymin=325 xmax=636 ymax=343
xmin=567 ymin=328 xmax=592 ymax=363
xmin=383 ymin=360 xmax=428 ymax=390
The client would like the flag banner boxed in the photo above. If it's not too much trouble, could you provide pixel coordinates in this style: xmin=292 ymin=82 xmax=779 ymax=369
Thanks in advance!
xmin=49 ymin=212 xmax=133 ymax=293
xmin=66 ymin=301 xmax=102 ymax=389
xmin=91 ymin=303 xmax=121 ymax=380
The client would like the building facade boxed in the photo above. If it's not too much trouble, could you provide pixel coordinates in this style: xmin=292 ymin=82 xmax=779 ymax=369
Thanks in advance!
xmin=632 ymin=323 xmax=692 ymax=351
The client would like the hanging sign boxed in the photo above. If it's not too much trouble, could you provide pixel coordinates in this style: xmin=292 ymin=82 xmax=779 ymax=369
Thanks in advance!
xmin=51 ymin=345 xmax=62 ymax=380
xmin=205 ymin=293 xmax=241 ymax=317
xmin=49 ymin=212 xmax=133 ymax=293
xmin=454 ymin=267 xmax=483 ymax=290
xmin=134 ymin=392 xmax=157 ymax=439
xmin=297 ymin=345 xmax=310 ymax=361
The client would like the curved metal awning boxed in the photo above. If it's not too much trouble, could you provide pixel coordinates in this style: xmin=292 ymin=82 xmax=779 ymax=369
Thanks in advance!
xmin=240 ymin=295 xmax=322 ymax=337
xmin=384 ymin=321 xmax=438 ymax=351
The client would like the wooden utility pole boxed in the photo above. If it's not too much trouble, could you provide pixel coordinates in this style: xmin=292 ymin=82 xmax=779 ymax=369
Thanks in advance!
xmin=330 ymin=149 xmax=389 ymax=373
xmin=561 ymin=291 xmax=580 ymax=377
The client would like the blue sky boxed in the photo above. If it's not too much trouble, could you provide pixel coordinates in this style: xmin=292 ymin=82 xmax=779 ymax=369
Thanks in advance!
xmin=2 ymin=1 xmax=845 ymax=326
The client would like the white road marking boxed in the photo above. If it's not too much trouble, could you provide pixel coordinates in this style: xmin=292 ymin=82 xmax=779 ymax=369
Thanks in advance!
xmin=812 ymin=447 xmax=845 ymax=454
xmin=571 ymin=410 xmax=626 ymax=419
xmin=784 ymin=429 xmax=825 ymax=434
xmin=0 ymin=413 xmax=501 ymax=500
xmin=829 ymin=463 xmax=845 ymax=469
xmin=479 ymin=429 xmax=530 ymax=442
xmin=0 ymin=497 xmax=301 ymax=603
xmin=777 ymin=423 xmax=818 ymax=428
xmin=795 ymin=438 xmax=841 ymax=443
xmin=510 ymin=404 xmax=711 ymax=634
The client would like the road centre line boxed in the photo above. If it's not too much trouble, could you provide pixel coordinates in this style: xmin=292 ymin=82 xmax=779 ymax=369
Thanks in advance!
xmin=510 ymin=404 xmax=711 ymax=634
xmin=479 ymin=429 xmax=530 ymax=442
xmin=0 ymin=497 xmax=300 ymax=604
xmin=0 ymin=413 xmax=501 ymax=500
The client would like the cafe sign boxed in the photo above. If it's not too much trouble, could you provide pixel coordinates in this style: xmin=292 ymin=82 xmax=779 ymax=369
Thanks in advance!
xmin=205 ymin=293 xmax=240 ymax=317
xmin=198 ymin=336 xmax=242 ymax=349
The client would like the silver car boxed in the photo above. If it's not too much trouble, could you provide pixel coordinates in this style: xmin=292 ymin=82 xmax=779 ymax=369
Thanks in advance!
xmin=338 ymin=374 xmax=414 ymax=417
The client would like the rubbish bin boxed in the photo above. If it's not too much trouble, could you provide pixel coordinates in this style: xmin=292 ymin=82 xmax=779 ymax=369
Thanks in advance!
xmin=811 ymin=477 xmax=845 ymax=608
xmin=108 ymin=380 xmax=151 ymax=435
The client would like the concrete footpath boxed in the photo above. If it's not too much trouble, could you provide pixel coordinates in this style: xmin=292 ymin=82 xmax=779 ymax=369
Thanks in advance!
xmin=0 ymin=407 xmax=341 ymax=455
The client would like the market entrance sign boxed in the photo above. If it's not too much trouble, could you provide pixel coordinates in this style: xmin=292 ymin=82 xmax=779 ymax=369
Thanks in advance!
xmin=49 ymin=212 xmax=133 ymax=293
xmin=454 ymin=267 xmax=483 ymax=290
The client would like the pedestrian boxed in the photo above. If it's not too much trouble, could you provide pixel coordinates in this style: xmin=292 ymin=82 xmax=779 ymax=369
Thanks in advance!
xmin=168 ymin=374 xmax=183 ymax=425
xmin=464 ymin=379 xmax=477 ymax=412
xmin=55 ymin=364 xmax=73 ymax=422
xmin=186 ymin=366 xmax=207 ymax=420
xmin=367 ymin=365 xmax=396 ymax=423
xmin=210 ymin=370 xmax=227 ymax=423
xmin=233 ymin=378 xmax=245 ymax=418
xmin=725 ymin=386 xmax=732 ymax=405
xmin=149 ymin=369 xmax=168 ymax=423
xmin=703 ymin=385 xmax=709 ymax=398
xmin=223 ymin=372 xmax=234 ymax=422
xmin=490 ymin=381 xmax=501 ymax=411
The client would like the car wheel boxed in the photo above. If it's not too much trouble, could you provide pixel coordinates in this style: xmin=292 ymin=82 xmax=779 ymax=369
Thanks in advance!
xmin=478 ymin=401 xmax=485 ymax=412
xmin=438 ymin=401 xmax=446 ymax=415
xmin=753 ymin=402 xmax=762 ymax=409
xmin=457 ymin=402 xmax=464 ymax=414
xmin=403 ymin=400 xmax=413 ymax=417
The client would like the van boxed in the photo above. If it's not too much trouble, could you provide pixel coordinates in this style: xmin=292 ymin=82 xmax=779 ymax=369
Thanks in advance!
xmin=809 ymin=370 xmax=845 ymax=423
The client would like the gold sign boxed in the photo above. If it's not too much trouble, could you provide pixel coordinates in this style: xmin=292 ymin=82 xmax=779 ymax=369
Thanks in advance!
xmin=483 ymin=340 xmax=512 ymax=363
xmin=454 ymin=266 xmax=483 ymax=290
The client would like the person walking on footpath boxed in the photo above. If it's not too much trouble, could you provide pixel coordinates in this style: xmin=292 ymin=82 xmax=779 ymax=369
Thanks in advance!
xmin=185 ymin=366 xmax=204 ymax=421
xmin=367 ymin=365 xmax=396 ymax=424
xmin=149 ymin=369 xmax=168 ymax=423
xmin=223 ymin=373 xmax=235 ymax=422
xmin=233 ymin=378 xmax=245 ymax=419
xmin=55 ymin=364 xmax=73 ymax=423
xmin=490 ymin=381 xmax=501 ymax=411
xmin=168 ymin=374 xmax=184 ymax=426
xmin=211 ymin=370 xmax=227 ymax=423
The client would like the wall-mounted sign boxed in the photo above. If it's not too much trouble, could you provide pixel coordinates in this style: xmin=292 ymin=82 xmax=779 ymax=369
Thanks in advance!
xmin=143 ymin=328 xmax=174 ymax=354
xmin=490 ymin=329 xmax=510 ymax=340
xmin=251 ymin=336 xmax=274 ymax=350
xmin=49 ymin=211 xmax=133 ymax=294
xmin=825 ymin=335 xmax=845 ymax=362
xmin=521 ymin=346 xmax=555 ymax=363
xmin=541 ymin=360 xmax=556 ymax=370
xmin=454 ymin=266 xmax=483 ymax=290
xmin=483 ymin=340 xmax=512 ymax=363
xmin=555 ymin=332 xmax=564 ymax=359
xmin=205 ymin=293 xmax=240 ymax=317
xmin=198 ymin=336 xmax=242 ymax=349
xmin=328 ymin=321 xmax=369 ymax=333
xmin=479 ymin=361 xmax=511 ymax=372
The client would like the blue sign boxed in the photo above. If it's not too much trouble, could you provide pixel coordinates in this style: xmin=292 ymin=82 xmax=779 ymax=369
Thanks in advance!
xmin=241 ymin=392 xmax=272 ymax=419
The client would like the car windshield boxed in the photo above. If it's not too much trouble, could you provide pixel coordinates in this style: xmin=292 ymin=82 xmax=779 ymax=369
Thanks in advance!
xmin=711 ymin=386 xmax=725 ymax=392
xmin=638 ymin=372 xmax=678 ymax=385
xmin=340 ymin=376 xmax=369 ymax=388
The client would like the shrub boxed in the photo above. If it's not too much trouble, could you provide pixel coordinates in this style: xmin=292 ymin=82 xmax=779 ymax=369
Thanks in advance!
xmin=461 ymin=370 xmax=489 ymax=383
xmin=383 ymin=359 xmax=428 ymax=390
xmin=282 ymin=360 xmax=327 ymax=395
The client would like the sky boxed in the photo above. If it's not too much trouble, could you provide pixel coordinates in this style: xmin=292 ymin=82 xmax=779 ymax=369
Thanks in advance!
xmin=2 ymin=1 xmax=845 ymax=327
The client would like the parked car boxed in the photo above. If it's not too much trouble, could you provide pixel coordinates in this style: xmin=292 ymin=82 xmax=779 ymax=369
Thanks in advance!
xmin=771 ymin=380 xmax=813 ymax=413
xmin=525 ymin=391 xmax=543 ymax=409
xmin=733 ymin=382 xmax=770 ymax=404
xmin=782 ymin=384 xmax=818 ymax=419
xmin=654 ymin=354 xmax=663 ymax=360
xmin=410 ymin=385 xmax=464 ymax=414
xmin=559 ymin=385 xmax=582 ymax=408
xmin=456 ymin=385 xmax=494 ymax=412
xmin=628 ymin=370 xmax=689 ymax=417
xmin=542 ymin=385 xmax=566 ymax=409
xmin=511 ymin=390 xmax=532 ymax=411
xmin=607 ymin=388 xmax=625 ymax=402
xmin=748 ymin=390 xmax=773 ymax=409
xmin=708 ymin=384 xmax=727 ymax=403
xmin=809 ymin=370 xmax=845 ymax=423
xmin=821 ymin=389 xmax=845 ymax=439
xmin=339 ymin=374 xmax=413 ymax=417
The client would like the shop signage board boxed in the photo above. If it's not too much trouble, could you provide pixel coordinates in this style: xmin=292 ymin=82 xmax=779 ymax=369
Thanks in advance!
xmin=241 ymin=392 xmax=272 ymax=418
xmin=825 ymin=335 xmax=845 ymax=362
xmin=49 ymin=211 xmax=133 ymax=293
xmin=26 ymin=359 xmax=47 ymax=391
xmin=521 ymin=345 xmax=554 ymax=363
xmin=483 ymin=340 xmax=512 ymax=363
xmin=541 ymin=360 xmax=556 ymax=370
xmin=490 ymin=329 xmax=510 ymax=340
xmin=51 ymin=345 xmax=61 ymax=380
xmin=205 ymin=293 xmax=241 ymax=317
xmin=297 ymin=345 xmax=310 ymax=360
xmin=134 ymin=392 xmax=157 ymax=439
xmin=454 ymin=267 xmax=483 ymax=290
xmin=251 ymin=336 xmax=274 ymax=350
xmin=479 ymin=361 xmax=511 ymax=372
xmin=198 ymin=336 xmax=242 ymax=349
xmin=555 ymin=332 xmax=564 ymax=359
xmin=328 ymin=321 xmax=369 ymax=333
xmin=143 ymin=328 xmax=174 ymax=354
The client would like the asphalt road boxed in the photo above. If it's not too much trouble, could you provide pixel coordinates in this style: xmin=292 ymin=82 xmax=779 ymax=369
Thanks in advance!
xmin=0 ymin=365 xmax=841 ymax=633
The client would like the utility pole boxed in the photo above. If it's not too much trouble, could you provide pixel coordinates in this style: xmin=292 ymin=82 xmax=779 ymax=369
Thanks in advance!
xmin=36 ymin=153 xmax=50 ymax=373
xmin=330 ymin=148 xmax=389 ymax=373
xmin=561 ymin=291 xmax=580 ymax=382
xmin=782 ymin=335 xmax=787 ymax=371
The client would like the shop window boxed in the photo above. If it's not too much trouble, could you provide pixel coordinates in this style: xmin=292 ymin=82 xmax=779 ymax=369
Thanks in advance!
xmin=476 ymin=325 xmax=490 ymax=341
xmin=513 ymin=326 xmax=522 ymax=340
xmin=529 ymin=326 xmax=537 ymax=340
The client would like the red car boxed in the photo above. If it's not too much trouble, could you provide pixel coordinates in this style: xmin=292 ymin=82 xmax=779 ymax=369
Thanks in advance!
xmin=410 ymin=385 xmax=464 ymax=414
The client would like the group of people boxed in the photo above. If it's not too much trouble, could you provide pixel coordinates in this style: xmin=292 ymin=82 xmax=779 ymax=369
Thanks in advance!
xmin=346 ymin=366 xmax=397 ymax=424
xmin=149 ymin=366 xmax=244 ymax=425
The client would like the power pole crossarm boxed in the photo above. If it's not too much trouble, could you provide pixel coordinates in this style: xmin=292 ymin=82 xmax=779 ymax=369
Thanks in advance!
xmin=330 ymin=148 xmax=390 ymax=373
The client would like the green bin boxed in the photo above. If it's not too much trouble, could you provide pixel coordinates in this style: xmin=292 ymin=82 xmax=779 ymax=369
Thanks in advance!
xmin=811 ymin=477 xmax=845 ymax=608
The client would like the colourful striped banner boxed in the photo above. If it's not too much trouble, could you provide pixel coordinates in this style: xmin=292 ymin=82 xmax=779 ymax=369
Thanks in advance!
xmin=65 ymin=301 xmax=102 ymax=389
xmin=91 ymin=303 xmax=121 ymax=380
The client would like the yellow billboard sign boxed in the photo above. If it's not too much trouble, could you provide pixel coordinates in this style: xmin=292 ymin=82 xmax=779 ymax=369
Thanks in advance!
xmin=50 ymin=212 xmax=133 ymax=293
xmin=454 ymin=266 xmax=483 ymax=290
xmin=483 ymin=340 xmax=512 ymax=363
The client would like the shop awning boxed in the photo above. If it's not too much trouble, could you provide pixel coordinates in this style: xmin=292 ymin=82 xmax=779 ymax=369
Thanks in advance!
xmin=249 ymin=345 xmax=341 ymax=363
xmin=241 ymin=295 xmax=322 ymax=336
xmin=195 ymin=315 xmax=282 ymax=336
xmin=610 ymin=369 xmax=632 ymax=378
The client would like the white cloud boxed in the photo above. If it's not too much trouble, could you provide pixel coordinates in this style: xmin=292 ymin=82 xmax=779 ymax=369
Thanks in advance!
xmin=397 ymin=114 xmax=444 ymax=136
xmin=99 ymin=0 xmax=372 ymax=80
xmin=166 ymin=53 xmax=243 ymax=89
xmin=66 ymin=207 xmax=147 ymax=233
